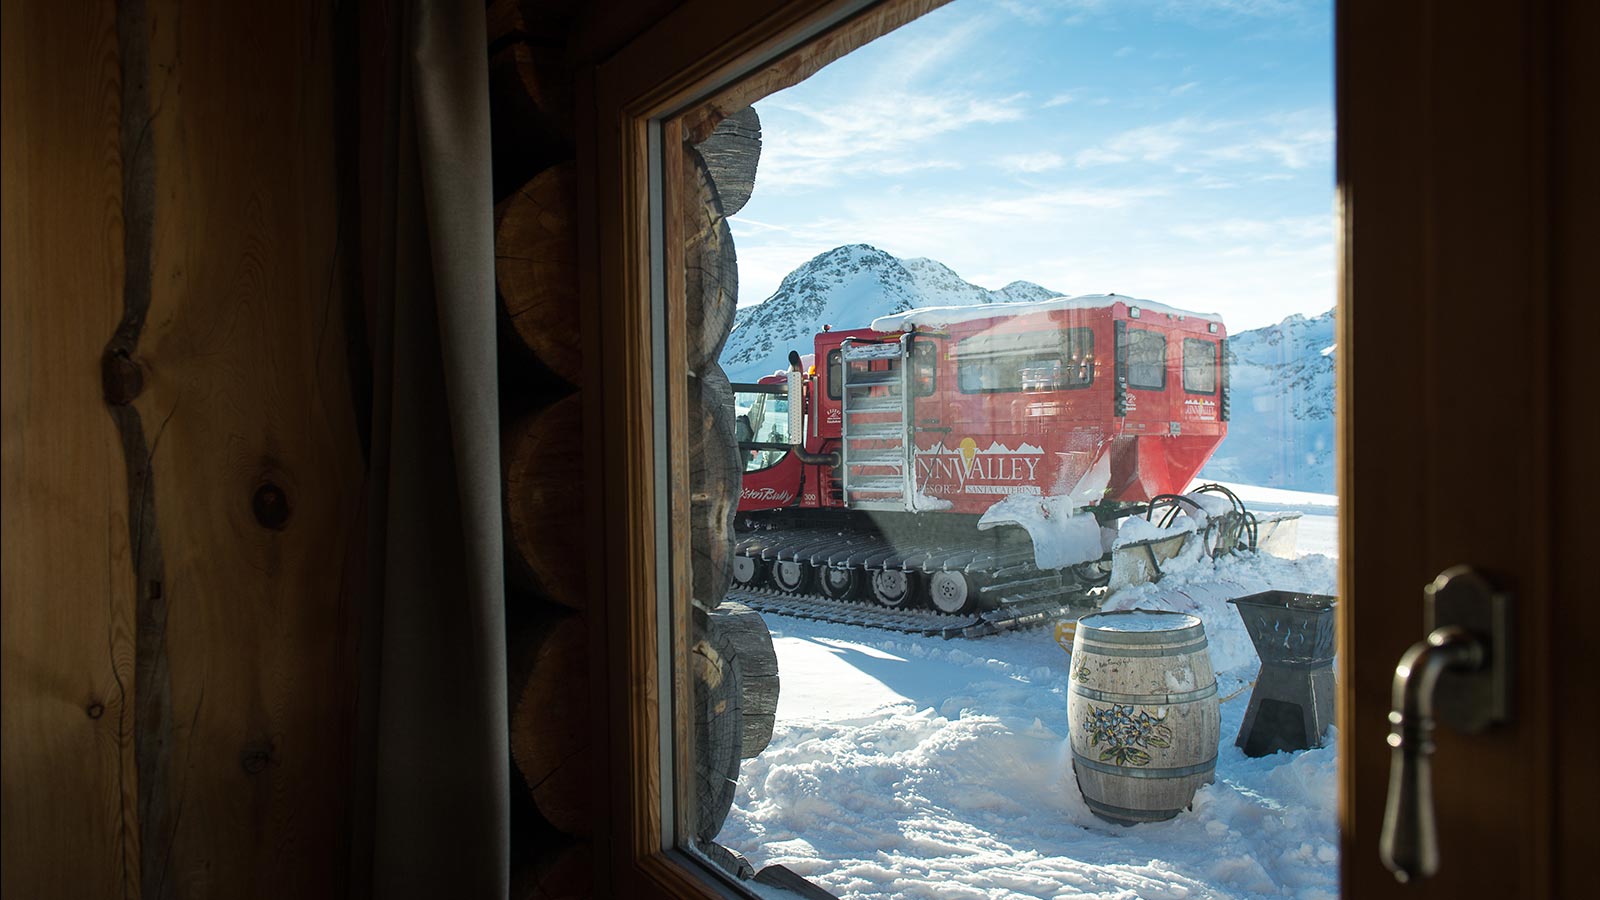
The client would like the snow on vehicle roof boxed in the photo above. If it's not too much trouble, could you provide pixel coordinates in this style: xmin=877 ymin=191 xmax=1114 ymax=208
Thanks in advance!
xmin=870 ymin=293 xmax=1224 ymax=333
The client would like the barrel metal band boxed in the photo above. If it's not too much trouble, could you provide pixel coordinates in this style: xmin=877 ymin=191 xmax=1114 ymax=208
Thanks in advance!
xmin=1082 ymin=794 xmax=1184 ymax=823
xmin=1075 ymin=637 xmax=1209 ymax=659
xmin=1077 ymin=623 xmax=1203 ymax=645
xmin=1072 ymin=750 xmax=1218 ymax=780
xmin=1069 ymin=682 xmax=1218 ymax=706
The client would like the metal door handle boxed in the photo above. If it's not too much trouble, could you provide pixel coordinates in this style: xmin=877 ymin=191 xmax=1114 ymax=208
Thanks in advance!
xmin=1378 ymin=567 xmax=1512 ymax=883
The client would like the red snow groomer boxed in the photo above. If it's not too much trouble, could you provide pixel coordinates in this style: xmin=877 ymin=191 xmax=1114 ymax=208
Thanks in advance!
xmin=729 ymin=295 xmax=1298 ymax=631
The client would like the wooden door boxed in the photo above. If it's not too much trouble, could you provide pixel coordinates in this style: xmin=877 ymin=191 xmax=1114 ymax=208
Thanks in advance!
xmin=1340 ymin=0 xmax=1596 ymax=896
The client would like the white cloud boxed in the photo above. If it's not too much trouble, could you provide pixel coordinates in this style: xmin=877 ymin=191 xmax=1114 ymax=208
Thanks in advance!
xmin=1072 ymin=111 xmax=1331 ymax=175
xmin=1043 ymin=92 xmax=1078 ymax=108
xmin=1170 ymin=81 xmax=1201 ymax=96
xmin=755 ymin=91 xmax=1027 ymax=190
xmin=1075 ymin=119 xmax=1204 ymax=167
xmin=1169 ymin=215 xmax=1331 ymax=243
xmin=998 ymin=151 xmax=1066 ymax=173
xmin=1160 ymin=0 xmax=1314 ymax=20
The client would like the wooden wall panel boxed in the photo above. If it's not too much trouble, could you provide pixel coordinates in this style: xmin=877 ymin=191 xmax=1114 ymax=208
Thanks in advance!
xmin=1 ymin=1 xmax=139 ymax=897
xmin=132 ymin=0 xmax=364 ymax=896
xmin=2 ymin=1 xmax=364 ymax=897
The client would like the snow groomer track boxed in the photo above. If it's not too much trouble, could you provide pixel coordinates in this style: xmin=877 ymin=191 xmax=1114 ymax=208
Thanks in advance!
xmin=728 ymin=584 xmax=1092 ymax=639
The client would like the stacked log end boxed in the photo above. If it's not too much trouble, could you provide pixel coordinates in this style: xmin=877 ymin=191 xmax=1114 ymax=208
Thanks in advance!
xmin=510 ymin=613 xmax=592 ymax=838
xmin=682 ymin=145 xmax=739 ymax=373
xmin=714 ymin=602 xmax=779 ymax=759
xmin=688 ymin=366 xmax=739 ymax=612
xmin=495 ymin=163 xmax=581 ymax=387
xmin=504 ymin=393 xmax=586 ymax=610
xmin=690 ymin=606 xmax=744 ymax=842
xmin=488 ymin=4 xmax=782 ymax=883
xmin=694 ymin=107 xmax=761 ymax=218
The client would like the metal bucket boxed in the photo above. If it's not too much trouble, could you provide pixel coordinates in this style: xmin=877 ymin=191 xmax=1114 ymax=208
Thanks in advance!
xmin=1067 ymin=609 xmax=1220 ymax=824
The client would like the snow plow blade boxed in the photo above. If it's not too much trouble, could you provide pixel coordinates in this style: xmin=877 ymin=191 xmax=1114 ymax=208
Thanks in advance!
xmin=1253 ymin=511 xmax=1302 ymax=558
xmin=1106 ymin=532 xmax=1193 ymax=593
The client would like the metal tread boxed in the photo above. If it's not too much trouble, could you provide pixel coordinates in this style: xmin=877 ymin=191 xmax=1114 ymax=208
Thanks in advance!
xmin=727 ymin=585 xmax=1088 ymax=640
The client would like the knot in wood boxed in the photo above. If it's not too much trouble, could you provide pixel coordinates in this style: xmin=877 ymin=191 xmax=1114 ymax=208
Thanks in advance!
xmin=239 ymin=742 xmax=274 ymax=775
xmin=101 ymin=349 xmax=143 ymax=406
xmin=251 ymin=482 xmax=291 ymax=530
xmin=86 ymin=702 xmax=105 ymax=719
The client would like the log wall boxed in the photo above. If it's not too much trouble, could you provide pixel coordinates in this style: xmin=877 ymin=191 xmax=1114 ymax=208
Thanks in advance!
xmin=1 ymin=1 xmax=364 ymax=897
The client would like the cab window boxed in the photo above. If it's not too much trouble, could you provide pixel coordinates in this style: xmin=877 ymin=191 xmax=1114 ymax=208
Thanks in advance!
xmin=1183 ymin=338 xmax=1218 ymax=394
xmin=1125 ymin=328 xmax=1167 ymax=390
xmin=957 ymin=327 xmax=1093 ymax=393
xmin=734 ymin=389 xmax=792 ymax=472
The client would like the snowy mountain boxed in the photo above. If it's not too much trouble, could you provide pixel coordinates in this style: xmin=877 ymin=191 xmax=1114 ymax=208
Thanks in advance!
xmin=1201 ymin=309 xmax=1337 ymax=494
xmin=720 ymin=244 xmax=1335 ymax=493
xmin=720 ymin=244 xmax=1060 ymax=382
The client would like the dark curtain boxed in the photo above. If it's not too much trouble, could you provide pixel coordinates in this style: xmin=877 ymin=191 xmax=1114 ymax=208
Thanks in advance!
xmin=353 ymin=1 xmax=508 ymax=897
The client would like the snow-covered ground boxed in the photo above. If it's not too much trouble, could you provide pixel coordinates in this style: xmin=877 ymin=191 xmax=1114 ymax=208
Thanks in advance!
xmin=720 ymin=489 xmax=1340 ymax=900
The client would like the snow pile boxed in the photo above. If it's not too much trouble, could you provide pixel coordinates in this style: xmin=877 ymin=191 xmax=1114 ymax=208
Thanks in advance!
xmin=872 ymin=293 xmax=1222 ymax=334
xmin=977 ymin=494 xmax=1102 ymax=569
xmin=719 ymin=540 xmax=1340 ymax=899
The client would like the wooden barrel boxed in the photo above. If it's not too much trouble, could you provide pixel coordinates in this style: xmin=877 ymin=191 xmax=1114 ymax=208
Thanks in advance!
xmin=1066 ymin=609 xmax=1220 ymax=825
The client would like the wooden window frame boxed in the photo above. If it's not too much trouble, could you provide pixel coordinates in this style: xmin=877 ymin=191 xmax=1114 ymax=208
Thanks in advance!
xmin=579 ymin=1 xmax=944 ymax=894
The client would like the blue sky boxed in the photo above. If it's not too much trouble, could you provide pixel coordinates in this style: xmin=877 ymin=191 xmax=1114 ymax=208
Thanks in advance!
xmin=728 ymin=0 xmax=1334 ymax=331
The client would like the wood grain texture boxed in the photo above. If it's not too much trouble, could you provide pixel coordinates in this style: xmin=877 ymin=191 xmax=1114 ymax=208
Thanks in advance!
xmin=125 ymin=1 xmax=365 ymax=896
xmin=1 ymin=2 xmax=140 ymax=897
xmin=712 ymin=602 xmax=779 ymax=759
xmin=505 ymin=395 xmax=588 ymax=610
xmin=510 ymin=613 xmax=593 ymax=837
xmin=497 ymin=164 xmax=582 ymax=386
xmin=693 ymin=106 xmax=760 ymax=217
xmin=682 ymin=146 xmax=737 ymax=371
xmin=687 ymin=367 xmax=738 ymax=612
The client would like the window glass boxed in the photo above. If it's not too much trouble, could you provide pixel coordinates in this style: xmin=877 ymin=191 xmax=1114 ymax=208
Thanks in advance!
xmin=1183 ymin=338 xmax=1218 ymax=393
xmin=673 ymin=1 xmax=1338 ymax=895
xmin=735 ymin=389 xmax=791 ymax=472
xmin=957 ymin=327 xmax=1093 ymax=393
xmin=1126 ymin=328 xmax=1167 ymax=390
xmin=912 ymin=340 xmax=937 ymax=397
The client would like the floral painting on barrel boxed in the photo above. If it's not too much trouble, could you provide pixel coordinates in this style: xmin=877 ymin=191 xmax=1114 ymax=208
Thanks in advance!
xmin=1084 ymin=704 xmax=1173 ymax=767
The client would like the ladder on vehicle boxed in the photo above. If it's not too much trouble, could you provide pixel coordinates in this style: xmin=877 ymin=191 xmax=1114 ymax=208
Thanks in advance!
xmin=839 ymin=335 xmax=919 ymax=512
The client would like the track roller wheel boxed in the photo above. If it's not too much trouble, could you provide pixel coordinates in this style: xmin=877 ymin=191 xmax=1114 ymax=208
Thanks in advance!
xmin=731 ymin=556 xmax=761 ymax=588
xmin=817 ymin=566 xmax=859 ymax=600
xmin=870 ymin=569 xmax=918 ymax=608
xmin=928 ymin=571 xmax=976 ymax=615
xmin=769 ymin=559 xmax=810 ymax=594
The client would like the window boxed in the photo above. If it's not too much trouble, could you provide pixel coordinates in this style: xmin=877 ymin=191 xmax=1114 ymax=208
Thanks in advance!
xmin=826 ymin=348 xmax=842 ymax=400
xmin=1183 ymin=338 xmax=1218 ymax=394
xmin=957 ymin=327 xmax=1094 ymax=393
xmin=1125 ymin=328 xmax=1166 ymax=390
xmin=911 ymin=339 xmax=937 ymax=397
xmin=735 ymin=388 xmax=792 ymax=472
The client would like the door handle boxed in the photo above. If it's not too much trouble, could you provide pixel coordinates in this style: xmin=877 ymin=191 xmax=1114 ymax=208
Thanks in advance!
xmin=1379 ymin=566 xmax=1512 ymax=882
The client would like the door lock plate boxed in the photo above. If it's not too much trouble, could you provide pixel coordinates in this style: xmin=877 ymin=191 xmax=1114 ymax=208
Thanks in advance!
xmin=1424 ymin=566 xmax=1512 ymax=733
